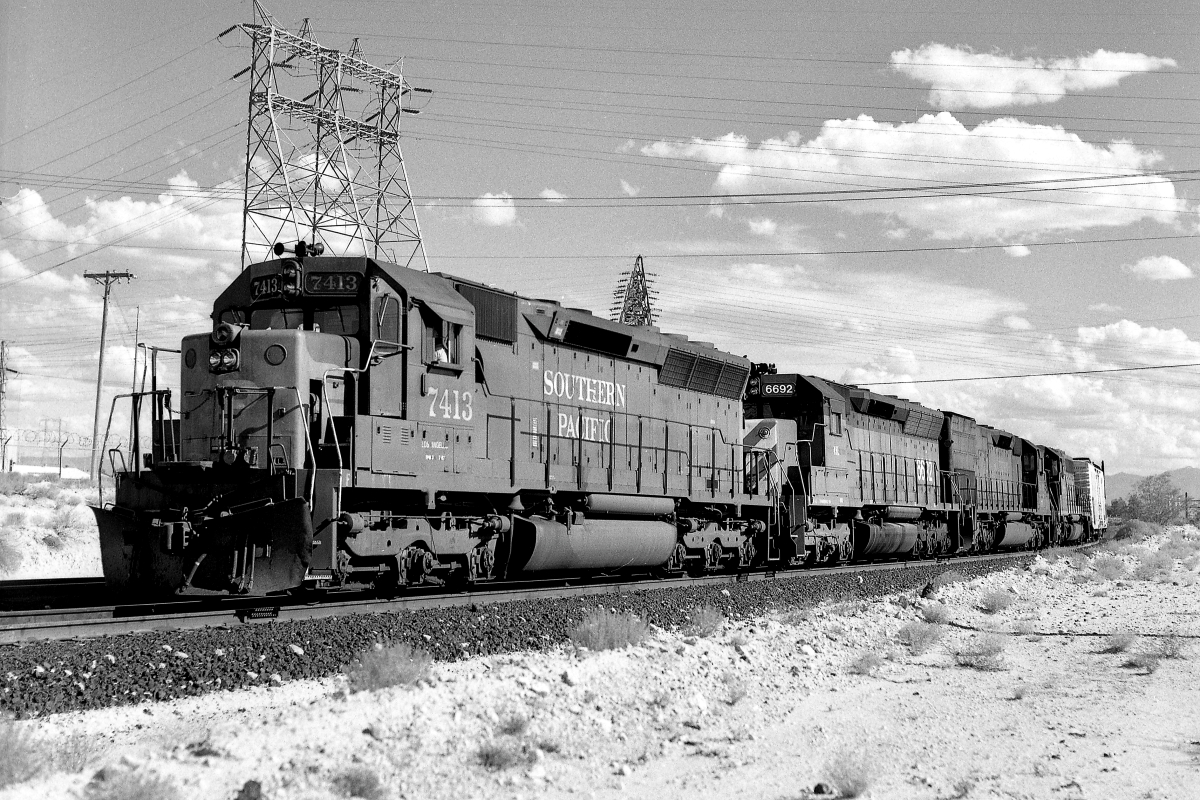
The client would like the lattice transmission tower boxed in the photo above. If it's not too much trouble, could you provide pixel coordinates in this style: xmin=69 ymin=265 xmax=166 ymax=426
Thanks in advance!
xmin=223 ymin=2 xmax=432 ymax=269
xmin=610 ymin=255 xmax=658 ymax=327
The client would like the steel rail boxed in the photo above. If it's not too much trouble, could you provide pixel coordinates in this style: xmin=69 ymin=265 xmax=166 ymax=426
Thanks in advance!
xmin=0 ymin=548 xmax=1071 ymax=645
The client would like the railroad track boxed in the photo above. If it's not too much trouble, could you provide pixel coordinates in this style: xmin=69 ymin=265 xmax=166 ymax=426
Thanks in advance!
xmin=0 ymin=548 xmax=1076 ymax=644
xmin=0 ymin=577 xmax=109 ymax=612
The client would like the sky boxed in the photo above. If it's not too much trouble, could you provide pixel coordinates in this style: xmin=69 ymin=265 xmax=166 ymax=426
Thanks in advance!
xmin=0 ymin=0 xmax=1197 ymax=475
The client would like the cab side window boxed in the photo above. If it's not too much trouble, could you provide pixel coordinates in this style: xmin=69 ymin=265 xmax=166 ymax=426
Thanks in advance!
xmin=421 ymin=308 xmax=461 ymax=366
xmin=830 ymin=411 xmax=843 ymax=436
xmin=375 ymin=295 xmax=402 ymax=355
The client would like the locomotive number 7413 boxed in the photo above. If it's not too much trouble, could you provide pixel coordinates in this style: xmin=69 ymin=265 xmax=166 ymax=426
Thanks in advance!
xmin=425 ymin=387 xmax=474 ymax=421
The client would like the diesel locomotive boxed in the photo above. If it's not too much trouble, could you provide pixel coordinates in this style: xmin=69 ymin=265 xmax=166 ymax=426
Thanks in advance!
xmin=92 ymin=243 xmax=1105 ymax=597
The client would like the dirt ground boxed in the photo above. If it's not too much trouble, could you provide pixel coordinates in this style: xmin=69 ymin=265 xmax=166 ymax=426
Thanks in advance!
xmin=3 ymin=528 xmax=1198 ymax=800
xmin=0 ymin=482 xmax=103 ymax=581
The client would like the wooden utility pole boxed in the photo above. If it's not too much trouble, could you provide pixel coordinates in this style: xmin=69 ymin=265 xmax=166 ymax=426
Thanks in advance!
xmin=84 ymin=271 xmax=136 ymax=481
xmin=0 ymin=340 xmax=8 ymax=469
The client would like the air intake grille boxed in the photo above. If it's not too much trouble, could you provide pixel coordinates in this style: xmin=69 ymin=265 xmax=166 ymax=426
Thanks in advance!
xmin=454 ymin=283 xmax=518 ymax=344
xmin=660 ymin=348 xmax=749 ymax=400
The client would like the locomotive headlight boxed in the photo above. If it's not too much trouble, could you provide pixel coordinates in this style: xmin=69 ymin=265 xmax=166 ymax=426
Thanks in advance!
xmin=219 ymin=350 xmax=239 ymax=370
xmin=208 ymin=351 xmax=222 ymax=370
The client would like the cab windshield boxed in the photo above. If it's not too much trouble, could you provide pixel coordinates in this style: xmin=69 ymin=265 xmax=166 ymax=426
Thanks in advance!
xmin=220 ymin=306 xmax=360 ymax=335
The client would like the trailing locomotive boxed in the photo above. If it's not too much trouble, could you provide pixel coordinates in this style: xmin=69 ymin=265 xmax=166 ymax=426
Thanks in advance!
xmin=743 ymin=366 xmax=1107 ymax=566
xmin=93 ymin=244 xmax=1105 ymax=598
xmin=93 ymin=245 xmax=779 ymax=596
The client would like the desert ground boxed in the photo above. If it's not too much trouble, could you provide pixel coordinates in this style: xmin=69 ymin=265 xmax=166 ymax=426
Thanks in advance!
xmin=1 ymin=523 xmax=1197 ymax=800
xmin=0 ymin=479 xmax=103 ymax=581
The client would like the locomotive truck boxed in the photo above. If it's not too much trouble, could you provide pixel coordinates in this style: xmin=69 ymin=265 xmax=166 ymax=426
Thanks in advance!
xmin=93 ymin=243 xmax=1105 ymax=597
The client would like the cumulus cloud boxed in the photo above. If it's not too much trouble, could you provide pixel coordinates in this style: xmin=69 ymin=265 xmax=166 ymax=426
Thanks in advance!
xmin=1003 ymin=315 xmax=1033 ymax=330
xmin=746 ymin=217 xmax=778 ymax=236
xmin=642 ymin=113 xmax=1186 ymax=241
xmin=885 ymin=228 xmax=909 ymax=239
xmin=539 ymin=188 xmax=567 ymax=203
xmin=619 ymin=179 xmax=641 ymax=197
xmin=1088 ymin=302 xmax=1122 ymax=313
xmin=891 ymin=44 xmax=1177 ymax=109
xmin=1004 ymin=245 xmax=1031 ymax=257
xmin=1122 ymin=255 xmax=1193 ymax=281
xmin=471 ymin=193 xmax=518 ymax=226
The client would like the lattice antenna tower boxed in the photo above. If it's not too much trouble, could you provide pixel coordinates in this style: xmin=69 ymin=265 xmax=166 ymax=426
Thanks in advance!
xmin=610 ymin=255 xmax=658 ymax=327
xmin=223 ymin=2 xmax=432 ymax=269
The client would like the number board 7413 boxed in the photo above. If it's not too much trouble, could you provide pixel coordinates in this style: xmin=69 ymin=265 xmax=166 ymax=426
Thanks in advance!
xmin=305 ymin=272 xmax=359 ymax=295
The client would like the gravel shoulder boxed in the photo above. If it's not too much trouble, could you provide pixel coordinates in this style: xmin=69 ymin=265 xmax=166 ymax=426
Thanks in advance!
xmin=3 ymin=529 xmax=1198 ymax=800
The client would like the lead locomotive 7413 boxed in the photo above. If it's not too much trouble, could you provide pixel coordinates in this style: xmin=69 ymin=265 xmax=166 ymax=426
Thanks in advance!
xmin=94 ymin=244 xmax=778 ymax=596
xmin=94 ymin=244 xmax=1105 ymax=597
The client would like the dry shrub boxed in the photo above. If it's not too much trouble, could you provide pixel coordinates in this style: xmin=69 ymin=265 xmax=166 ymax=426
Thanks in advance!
xmin=54 ymin=732 xmax=101 ymax=773
xmin=42 ymin=533 xmax=64 ymax=550
xmin=1098 ymin=633 xmax=1136 ymax=654
xmin=0 ymin=474 xmax=29 ymax=495
xmin=1122 ymin=653 xmax=1159 ymax=674
xmin=571 ymin=608 xmax=648 ymax=651
xmin=1133 ymin=551 xmax=1174 ymax=581
xmin=1184 ymin=554 xmax=1200 ymax=572
xmin=822 ymin=746 xmax=875 ymax=798
xmin=88 ymin=769 xmax=181 ymax=800
xmin=2 ymin=509 xmax=27 ymax=528
xmin=848 ymin=652 xmax=884 ymax=675
xmin=346 ymin=642 xmax=432 ymax=692
xmin=954 ymin=634 xmax=1006 ymax=671
xmin=1112 ymin=519 xmax=1160 ymax=542
xmin=684 ymin=605 xmax=725 ymax=637
xmin=977 ymin=589 xmax=1014 ymax=614
xmin=25 ymin=482 xmax=60 ymax=501
xmin=0 ymin=719 xmax=42 ymax=788
xmin=477 ymin=740 xmax=533 ymax=770
xmin=930 ymin=570 xmax=967 ymax=593
xmin=1159 ymin=535 xmax=1200 ymax=562
xmin=497 ymin=714 xmax=528 ymax=736
xmin=0 ymin=537 xmax=22 ymax=574
xmin=920 ymin=602 xmax=951 ymax=625
xmin=331 ymin=765 xmax=384 ymax=799
xmin=1091 ymin=555 xmax=1127 ymax=581
xmin=53 ymin=505 xmax=86 ymax=535
xmin=1066 ymin=552 xmax=1089 ymax=571
xmin=897 ymin=622 xmax=943 ymax=655
xmin=1155 ymin=635 xmax=1187 ymax=660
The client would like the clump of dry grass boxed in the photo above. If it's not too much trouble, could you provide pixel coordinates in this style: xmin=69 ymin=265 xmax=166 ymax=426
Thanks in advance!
xmin=497 ymin=714 xmax=529 ymax=737
xmin=848 ymin=652 xmax=884 ymax=675
xmin=684 ymin=605 xmax=725 ymax=637
xmin=0 ymin=537 xmax=22 ymax=574
xmin=477 ymin=740 xmax=533 ymax=770
xmin=954 ymin=634 xmax=1007 ymax=671
xmin=1066 ymin=552 xmax=1090 ymax=571
xmin=977 ymin=589 xmax=1014 ymax=613
xmin=1155 ymin=635 xmax=1187 ymax=660
xmin=920 ymin=602 xmax=951 ymax=625
xmin=822 ymin=746 xmax=875 ymax=798
xmin=54 ymin=732 xmax=102 ymax=773
xmin=345 ymin=642 xmax=432 ymax=692
xmin=0 ymin=474 xmax=30 ymax=495
xmin=897 ymin=621 xmax=944 ymax=655
xmin=1122 ymin=652 xmax=1160 ymax=674
xmin=0 ymin=719 xmax=42 ymax=788
xmin=1098 ymin=633 xmax=1136 ymax=654
xmin=1091 ymin=554 xmax=1127 ymax=581
xmin=1159 ymin=534 xmax=1200 ymax=562
xmin=1133 ymin=551 xmax=1174 ymax=581
xmin=930 ymin=570 xmax=967 ymax=593
xmin=1 ymin=509 xmax=27 ymax=528
xmin=331 ymin=765 xmax=384 ymax=799
xmin=87 ymin=769 xmax=181 ymax=800
xmin=571 ymin=608 xmax=649 ymax=651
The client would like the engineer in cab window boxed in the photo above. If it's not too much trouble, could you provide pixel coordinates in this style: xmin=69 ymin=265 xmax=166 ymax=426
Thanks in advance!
xmin=434 ymin=333 xmax=450 ymax=364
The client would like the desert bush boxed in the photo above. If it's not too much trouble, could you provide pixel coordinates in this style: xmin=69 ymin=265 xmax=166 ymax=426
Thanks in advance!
xmin=1184 ymin=554 xmax=1200 ymax=572
xmin=0 ymin=719 xmax=42 ymax=788
xmin=977 ymin=589 xmax=1014 ymax=613
xmin=87 ymin=769 xmax=180 ymax=800
xmin=1091 ymin=555 xmax=1127 ymax=581
xmin=571 ymin=608 xmax=648 ymax=650
xmin=1066 ymin=552 xmax=1089 ymax=571
xmin=497 ymin=714 xmax=528 ymax=736
xmin=1122 ymin=653 xmax=1159 ymax=674
xmin=1098 ymin=633 xmax=1136 ymax=654
xmin=477 ymin=740 xmax=531 ymax=770
xmin=345 ymin=642 xmax=432 ymax=692
xmin=822 ymin=746 xmax=875 ymax=798
xmin=1111 ymin=519 xmax=1161 ymax=542
xmin=331 ymin=766 xmax=384 ymax=799
xmin=0 ymin=537 xmax=22 ymax=573
xmin=930 ymin=570 xmax=967 ymax=593
xmin=1155 ymin=635 xmax=1187 ymax=660
xmin=53 ymin=505 xmax=87 ymax=535
xmin=920 ymin=602 xmax=951 ymax=625
xmin=897 ymin=622 xmax=943 ymax=655
xmin=1 ymin=509 xmax=27 ymax=528
xmin=55 ymin=732 xmax=101 ymax=772
xmin=684 ymin=605 xmax=725 ymax=637
xmin=848 ymin=652 xmax=884 ymax=675
xmin=0 ymin=474 xmax=29 ymax=495
xmin=954 ymin=635 xmax=1006 ymax=671
xmin=1133 ymin=551 xmax=1174 ymax=581
xmin=42 ymin=533 xmax=64 ymax=550
xmin=728 ymin=631 xmax=749 ymax=648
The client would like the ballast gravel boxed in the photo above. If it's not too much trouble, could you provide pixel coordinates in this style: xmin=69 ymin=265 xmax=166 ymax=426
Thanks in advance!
xmin=1 ymin=557 xmax=1029 ymax=718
